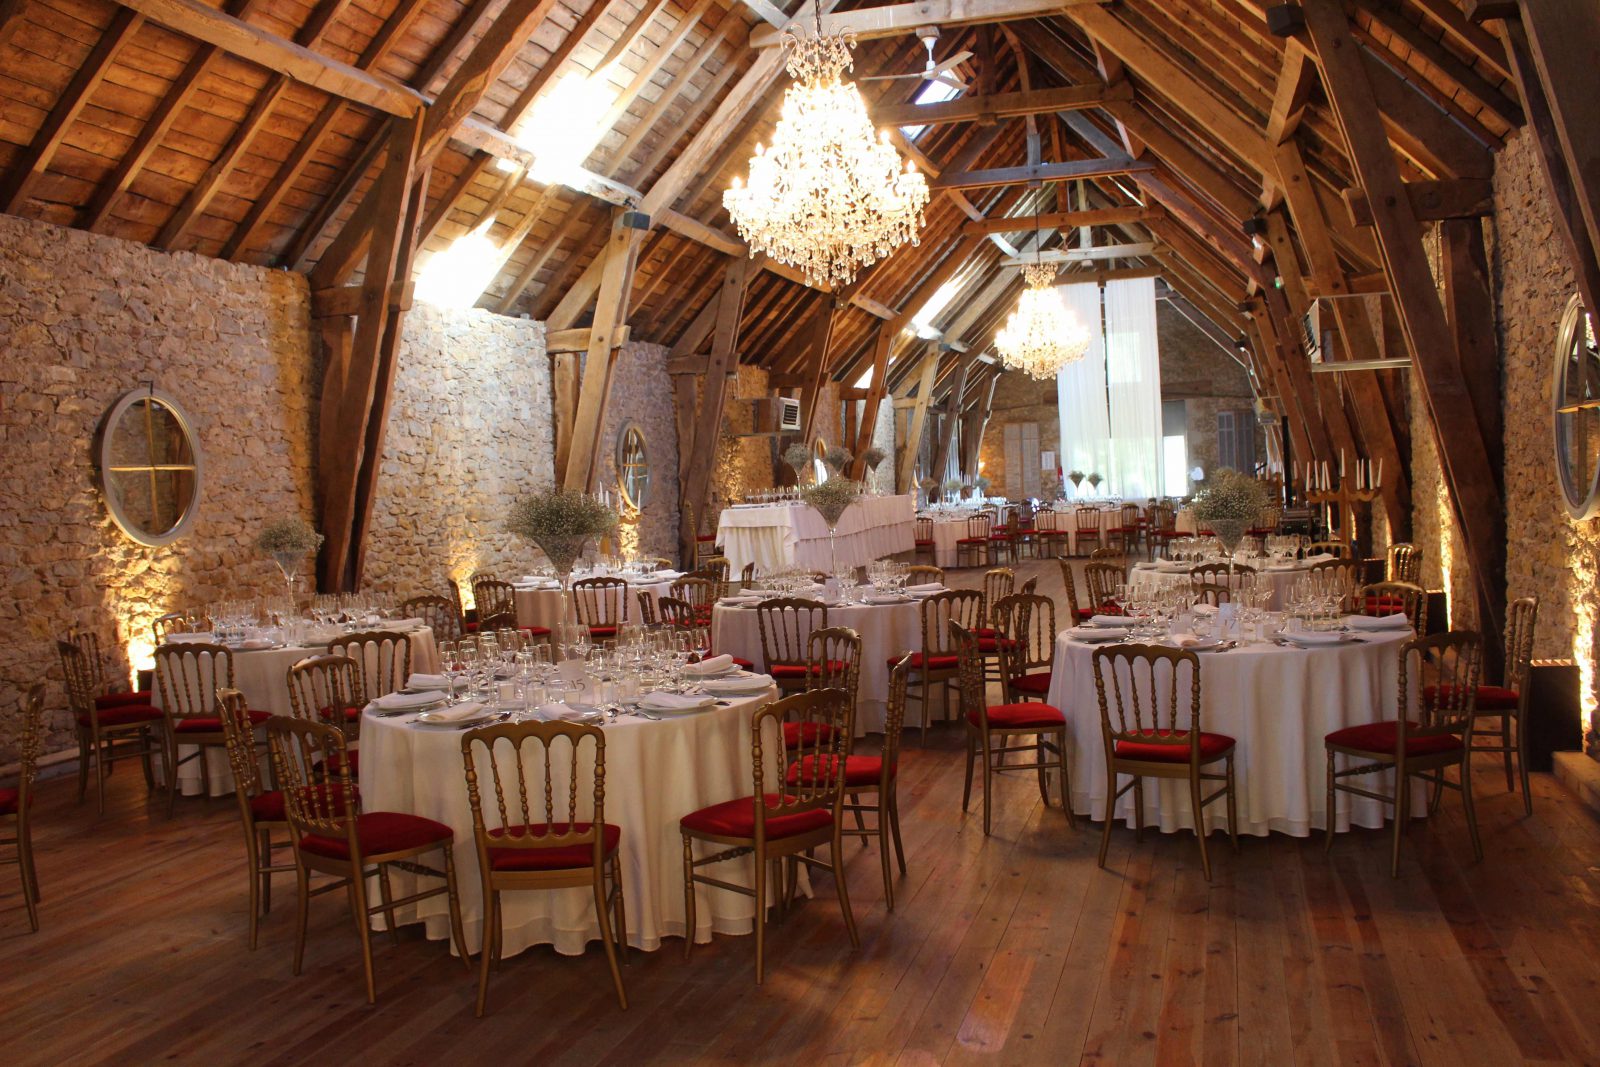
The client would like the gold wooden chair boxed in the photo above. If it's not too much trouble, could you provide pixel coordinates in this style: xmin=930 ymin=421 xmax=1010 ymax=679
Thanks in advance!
xmin=475 ymin=578 xmax=553 ymax=643
xmin=635 ymin=589 xmax=660 ymax=626
xmin=953 ymin=623 xmax=1071 ymax=836
xmin=573 ymin=576 xmax=629 ymax=640
xmin=217 ymin=687 xmax=296 ymax=949
xmin=1074 ymin=507 xmax=1103 ymax=556
xmin=1147 ymin=503 xmax=1178 ymax=560
xmin=1012 ymin=501 xmax=1038 ymax=560
xmin=905 ymin=564 xmax=945 ymax=586
xmin=1325 ymin=631 xmax=1483 ymax=877
xmin=995 ymin=592 xmax=1055 ymax=704
xmin=1309 ymin=557 xmax=1362 ymax=599
xmin=1357 ymin=580 xmax=1427 ymax=634
xmin=1106 ymin=502 xmax=1141 ymax=554
xmin=461 ymin=719 xmax=627 ymax=1016
xmin=680 ymin=688 xmax=858 ymax=983
xmin=1192 ymin=582 xmax=1232 ymax=607
xmin=1057 ymin=558 xmax=1090 ymax=624
xmin=755 ymin=597 xmax=829 ymax=694
xmin=900 ymin=589 xmax=984 ymax=744
xmin=1190 ymin=561 xmax=1256 ymax=598
xmin=955 ymin=513 xmax=992 ymax=568
xmin=700 ymin=556 xmax=732 ymax=594
xmin=329 ymin=630 xmax=412 ymax=701
xmin=2 ymin=684 xmax=44 ymax=931
xmin=914 ymin=516 xmax=936 ymax=562
xmin=1386 ymin=542 xmax=1423 ymax=584
xmin=1092 ymin=643 xmax=1238 ymax=880
xmin=820 ymin=657 xmax=910 ymax=911
xmin=670 ymin=576 xmax=717 ymax=625
xmin=65 ymin=628 xmax=151 ymax=706
xmin=987 ymin=511 xmax=1019 ymax=565
xmin=58 ymin=637 xmax=162 ymax=814
xmin=267 ymin=716 xmax=467 ymax=1004
xmin=401 ymin=594 xmax=464 ymax=644
xmin=152 ymin=611 xmax=211 ymax=646
xmin=1083 ymin=562 xmax=1125 ymax=616
xmin=740 ymin=561 xmax=756 ymax=589
xmin=1464 ymin=596 xmax=1539 ymax=814
xmin=977 ymin=568 xmax=1016 ymax=682
xmin=1305 ymin=540 xmax=1349 ymax=559
xmin=286 ymin=654 xmax=367 ymax=777
xmin=154 ymin=641 xmax=268 ymax=815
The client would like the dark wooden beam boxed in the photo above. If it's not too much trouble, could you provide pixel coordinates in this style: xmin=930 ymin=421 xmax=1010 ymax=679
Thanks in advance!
xmin=870 ymin=82 xmax=1131 ymax=126
xmin=962 ymin=205 xmax=1162 ymax=233
xmin=677 ymin=257 xmax=753 ymax=558
xmin=1342 ymin=179 xmax=1495 ymax=225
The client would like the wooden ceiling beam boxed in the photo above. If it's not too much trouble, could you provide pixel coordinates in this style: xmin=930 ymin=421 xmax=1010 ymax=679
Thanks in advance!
xmin=962 ymin=205 xmax=1163 ymax=233
xmin=870 ymin=81 xmax=1131 ymax=126
xmin=750 ymin=0 xmax=1106 ymax=47
xmin=1342 ymin=178 xmax=1494 ymax=225
xmin=932 ymin=156 xmax=1152 ymax=189
xmin=1351 ymin=0 xmax=1521 ymax=127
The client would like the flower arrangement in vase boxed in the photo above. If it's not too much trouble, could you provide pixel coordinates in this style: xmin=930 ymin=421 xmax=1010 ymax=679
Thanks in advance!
xmin=782 ymin=443 xmax=813 ymax=484
xmin=1068 ymin=470 xmax=1085 ymax=497
xmin=507 ymin=487 xmax=619 ymax=646
xmin=256 ymin=518 xmax=323 ymax=605
xmin=974 ymin=474 xmax=992 ymax=499
xmin=918 ymin=476 xmax=939 ymax=508
xmin=1086 ymin=472 xmax=1103 ymax=497
xmin=941 ymin=477 xmax=963 ymax=504
xmin=799 ymin=477 xmax=863 ymax=573
xmin=1190 ymin=467 xmax=1268 ymax=565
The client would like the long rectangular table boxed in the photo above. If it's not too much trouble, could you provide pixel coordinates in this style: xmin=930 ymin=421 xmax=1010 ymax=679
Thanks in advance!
xmin=717 ymin=494 xmax=915 ymax=575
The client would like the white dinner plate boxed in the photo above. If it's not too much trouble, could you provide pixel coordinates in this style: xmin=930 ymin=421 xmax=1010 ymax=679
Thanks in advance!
xmin=639 ymin=693 xmax=717 ymax=714
xmin=414 ymin=707 xmax=495 ymax=727
xmin=1068 ymin=629 xmax=1125 ymax=644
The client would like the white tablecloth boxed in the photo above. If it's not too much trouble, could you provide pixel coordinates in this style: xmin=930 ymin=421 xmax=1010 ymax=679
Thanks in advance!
xmin=514 ymin=579 xmax=676 ymax=630
xmin=717 ymin=495 xmax=916 ymax=575
xmin=927 ymin=516 xmax=975 ymax=568
xmin=159 ymin=624 xmax=438 ymax=796
xmin=1035 ymin=507 xmax=1122 ymax=555
xmin=358 ymin=687 xmax=784 ymax=958
xmin=1176 ymin=507 xmax=1197 ymax=535
xmin=1128 ymin=561 xmax=1311 ymax=611
xmin=1045 ymin=627 xmax=1417 ymax=837
xmin=710 ymin=599 xmax=927 ymax=734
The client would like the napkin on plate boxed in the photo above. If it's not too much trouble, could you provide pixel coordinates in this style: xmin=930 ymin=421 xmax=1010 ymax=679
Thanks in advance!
xmin=906 ymin=583 xmax=945 ymax=594
xmin=1089 ymin=614 xmax=1135 ymax=627
xmin=407 ymin=673 xmax=452 ymax=690
xmin=639 ymin=692 xmax=717 ymax=712
xmin=419 ymin=701 xmax=486 ymax=722
xmin=236 ymin=637 xmax=277 ymax=650
xmin=537 ymin=702 xmax=594 ymax=721
xmin=1345 ymin=613 xmax=1410 ymax=631
xmin=683 ymin=654 xmax=734 ymax=677
xmin=698 ymin=673 xmax=775 ymax=693
xmin=374 ymin=690 xmax=445 ymax=711
xmin=1282 ymin=630 xmax=1352 ymax=645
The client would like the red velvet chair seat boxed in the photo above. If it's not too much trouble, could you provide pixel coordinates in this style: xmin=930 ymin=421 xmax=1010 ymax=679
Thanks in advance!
xmin=96 ymin=689 xmax=153 ymax=710
xmin=587 ymin=625 xmax=619 ymax=639
xmin=521 ymin=626 xmax=553 ymax=638
xmin=1361 ymin=596 xmax=1407 ymax=617
xmin=782 ymin=721 xmax=840 ymax=748
xmin=785 ymin=754 xmax=892 ymax=789
xmin=175 ymin=710 xmax=271 ymax=733
xmin=968 ymin=702 xmax=1067 ymax=730
xmin=914 ymin=538 xmax=935 ymax=548
xmin=79 ymin=703 xmax=164 ymax=728
xmin=988 ymin=532 xmax=1014 ymax=542
xmin=770 ymin=660 xmax=846 ymax=679
xmin=977 ymin=636 xmax=1021 ymax=654
xmin=0 ymin=787 xmax=17 ymax=816
xmin=679 ymin=794 xmax=833 ymax=839
xmin=1011 ymin=671 xmax=1052 ymax=695
xmin=1325 ymin=721 xmax=1462 ymax=758
xmin=299 ymin=811 xmax=453 ymax=860
xmin=1421 ymin=683 xmax=1519 ymax=711
xmin=322 ymin=749 xmax=360 ymax=776
xmin=892 ymin=651 xmax=959 ymax=671
xmin=696 ymin=534 xmax=718 ymax=543
xmin=250 ymin=784 xmax=356 ymax=824
xmin=1114 ymin=728 xmax=1235 ymax=763
xmin=486 ymin=822 xmax=622 ymax=871
xmin=319 ymin=705 xmax=363 ymax=724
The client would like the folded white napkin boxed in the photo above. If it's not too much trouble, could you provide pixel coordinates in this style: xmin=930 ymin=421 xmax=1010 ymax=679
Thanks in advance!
xmin=165 ymin=632 xmax=214 ymax=644
xmin=537 ymin=702 xmax=593 ymax=721
xmin=375 ymin=690 xmax=444 ymax=711
xmin=420 ymin=701 xmax=485 ymax=722
xmin=236 ymin=638 xmax=276 ymax=650
xmin=906 ymin=583 xmax=945 ymax=594
xmin=1303 ymin=553 xmax=1333 ymax=563
xmin=1089 ymin=614 xmax=1135 ymax=627
xmin=639 ymin=692 xmax=717 ymax=711
xmin=1282 ymin=630 xmax=1351 ymax=645
xmin=719 ymin=595 xmax=762 ymax=606
xmin=683 ymin=654 xmax=733 ymax=677
xmin=407 ymin=673 xmax=451 ymax=690
xmin=1346 ymin=613 xmax=1410 ymax=631
xmin=698 ymin=673 xmax=775 ymax=693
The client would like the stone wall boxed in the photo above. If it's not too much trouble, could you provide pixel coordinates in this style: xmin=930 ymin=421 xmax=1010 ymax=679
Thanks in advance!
xmin=363 ymin=304 xmax=554 ymax=598
xmin=0 ymin=213 xmax=316 ymax=762
xmin=598 ymin=340 xmax=680 ymax=561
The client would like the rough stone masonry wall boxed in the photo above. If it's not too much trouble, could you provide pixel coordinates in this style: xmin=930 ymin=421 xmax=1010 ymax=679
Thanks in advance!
xmin=598 ymin=340 xmax=680 ymax=561
xmin=0 ymin=213 xmax=316 ymax=763
xmin=362 ymin=304 xmax=554 ymax=598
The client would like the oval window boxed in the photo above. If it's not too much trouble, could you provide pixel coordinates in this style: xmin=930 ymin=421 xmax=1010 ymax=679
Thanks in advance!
xmin=97 ymin=388 xmax=203 ymax=547
xmin=1552 ymin=293 xmax=1600 ymax=519
xmin=617 ymin=423 xmax=650 ymax=509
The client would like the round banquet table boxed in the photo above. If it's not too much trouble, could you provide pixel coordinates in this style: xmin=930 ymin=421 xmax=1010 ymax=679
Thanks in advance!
xmin=709 ymin=598 xmax=927 ymax=735
xmin=156 ymin=623 xmax=439 ymax=796
xmin=926 ymin=515 xmax=975 ymax=569
xmin=1033 ymin=506 xmax=1123 ymax=555
xmin=1044 ymin=626 xmax=1419 ymax=837
xmin=514 ymin=577 xmax=678 ymax=631
xmin=1128 ymin=560 xmax=1313 ymax=610
xmin=357 ymin=686 xmax=784 ymax=958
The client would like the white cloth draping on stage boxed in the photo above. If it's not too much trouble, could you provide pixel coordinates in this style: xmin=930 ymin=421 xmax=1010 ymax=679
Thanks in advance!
xmin=157 ymin=623 xmax=439 ymax=796
xmin=717 ymin=495 xmax=915 ymax=575
xmin=514 ymin=578 xmax=676 ymax=630
xmin=1128 ymin=560 xmax=1312 ymax=610
xmin=710 ymin=599 xmax=928 ymax=734
xmin=358 ymin=687 xmax=785 ymax=957
xmin=1044 ymin=628 xmax=1417 ymax=837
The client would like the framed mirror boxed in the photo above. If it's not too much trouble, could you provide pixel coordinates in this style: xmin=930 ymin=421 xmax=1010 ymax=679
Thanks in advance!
xmin=96 ymin=387 xmax=203 ymax=547
xmin=617 ymin=422 xmax=650 ymax=509
xmin=1552 ymin=293 xmax=1600 ymax=519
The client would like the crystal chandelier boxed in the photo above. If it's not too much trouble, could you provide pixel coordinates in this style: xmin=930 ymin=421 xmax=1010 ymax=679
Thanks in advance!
xmin=724 ymin=22 xmax=929 ymax=287
xmin=995 ymin=263 xmax=1090 ymax=379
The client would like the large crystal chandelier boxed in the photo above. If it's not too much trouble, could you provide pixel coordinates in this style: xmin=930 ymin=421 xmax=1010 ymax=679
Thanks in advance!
xmin=724 ymin=21 xmax=929 ymax=287
xmin=995 ymin=263 xmax=1090 ymax=379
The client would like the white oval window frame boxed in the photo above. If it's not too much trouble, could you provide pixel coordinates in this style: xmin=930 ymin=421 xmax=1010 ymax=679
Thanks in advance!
xmin=1552 ymin=293 xmax=1600 ymax=520
xmin=96 ymin=386 xmax=205 ymax=547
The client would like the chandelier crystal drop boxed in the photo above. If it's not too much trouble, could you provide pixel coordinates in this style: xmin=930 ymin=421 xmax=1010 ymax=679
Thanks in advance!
xmin=723 ymin=28 xmax=930 ymax=287
xmin=995 ymin=263 xmax=1090 ymax=380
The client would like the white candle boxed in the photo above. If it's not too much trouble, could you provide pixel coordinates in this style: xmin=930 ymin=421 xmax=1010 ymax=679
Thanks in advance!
xmin=1321 ymin=460 xmax=1330 ymax=487
xmin=1340 ymin=449 xmax=1346 ymax=478
xmin=1376 ymin=458 xmax=1383 ymax=487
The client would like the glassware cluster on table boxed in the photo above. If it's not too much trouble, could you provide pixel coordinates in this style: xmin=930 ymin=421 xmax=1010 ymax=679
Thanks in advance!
xmin=208 ymin=591 xmax=405 ymax=648
xmin=520 ymin=557 xmax=669 ymax=584
xmin=1161 ymin=534 xmax=1307 ymax=566
xmin=435 ymin=623 xmax=724 ymax=722
xmin=742 ymin=488 xmax=803 ymax=504
xmin=1097 ymin=571 xmax=1348 ymax=646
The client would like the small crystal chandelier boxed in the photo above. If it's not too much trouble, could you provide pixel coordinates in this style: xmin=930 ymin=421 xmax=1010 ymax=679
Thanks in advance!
xmin=995 ymin=262 xmax=1090 ymax=380
xmin=723 ymin=16 xmax=930 ymax=287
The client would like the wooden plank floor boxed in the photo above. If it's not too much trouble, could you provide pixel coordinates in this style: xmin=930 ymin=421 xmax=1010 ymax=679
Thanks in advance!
xmin=5 ymin=560 xmax=1600 ymax=1066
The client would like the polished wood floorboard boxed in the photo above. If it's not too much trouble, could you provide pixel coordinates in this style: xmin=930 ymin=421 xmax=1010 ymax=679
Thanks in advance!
xmin=4 ymin=559 xmax=1600 ymax=1066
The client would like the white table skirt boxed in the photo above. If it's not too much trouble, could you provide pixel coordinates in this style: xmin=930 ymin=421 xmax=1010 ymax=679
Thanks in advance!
xmin=514 ymin=579 xmax=675 ymax=631
xmin=1128 ymin=562 xmax=1311 ymax=611
xmin=717 ymin=495 xmax=916 ymax=575
xmin=1034 ymin=507 xmax=1123 ymax=555
xmin=1176 ymin=508 xmax=1197 ymax=535
xmin=158 ymin=625 xmax=438 ymax=797
xmin=928 ymin=518 xmax=972 ymax=568
xmin=1044 ymin=628 xmax=1418 ymax=837
xmin=357 ymin=688 xmax=790 ymax=958
xmin=710 ymin=600 xmax=927 ymax=735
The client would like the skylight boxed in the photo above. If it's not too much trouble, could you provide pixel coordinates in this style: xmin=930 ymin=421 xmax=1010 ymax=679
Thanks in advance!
xmin=898 ymin=79 xmax=962 ymax=141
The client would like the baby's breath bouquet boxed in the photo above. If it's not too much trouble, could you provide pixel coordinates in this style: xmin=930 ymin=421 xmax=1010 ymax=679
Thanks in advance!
xmin=1086 ymin=472 xmax=1103 ymax=494
xmin=941 ymin=477 xmax=962 ymax=502
xmin=1191 ymin=467 xmax=1268 ymax=558
xmin=508 ymin=487 xmax=619 ymax=577
xmin=256 ymin=517 xmax=323 ymax=600
xmin=782 ymin=443 xmax=813 ymax=482
xmin=860 ymin=446 xmax=887 ymax=470
xmin=918 ymin=476 xmax=938 ymax=507
xmin=822 ymin=445 xmax=853 ymax=474
xmin=800 ymin=477 xmax=864 ymax=573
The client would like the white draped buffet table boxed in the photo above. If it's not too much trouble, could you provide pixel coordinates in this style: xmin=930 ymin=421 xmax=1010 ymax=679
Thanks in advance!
xmin=358 ymin=686 xmax=783 ymax=958
xmin=1044 ymin=626 xmax=1417 ymax=837
xmin=717 ymin=495 xmax=916 ymax=575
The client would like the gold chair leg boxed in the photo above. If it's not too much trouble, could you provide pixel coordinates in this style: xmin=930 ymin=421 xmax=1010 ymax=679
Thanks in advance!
xmin=611 ymin=856 xmax=629 ymax=965
xmin=980 ymin=734 xmax=993 ymax=835
xmin=377 ymin=864 xmax=401 ymax=947
xmin=876 ymin=793 xmax=895 ymax=912
xmin=1035 ymin=737 xmax=1050 ymax=807
xmin=443 ymin=848 xmax=471 ymax=976
xmin=292 ymin=864 xmax=310 ymax=976
xmin=1132 ymin=777 xmax=1145 ymax=842
xmin=475 ymin=889 xmax=495 ymax=1017
xmin=76 ymin=733 xmax=89 ymax=805
xmin=1097 ymin=768 xmax=1115 ymax=870
xmin=1323 ymin=750 xmax=1337 ymax=853
xmin=1390 ymin=768 xmax=1410 ymax=879
xmin=753 ymin=851 xmax=768 ymax=985
xmin=681 ymin=834 xmax=696 ymax=960
xmin=245 ymin=829 xmax=262 ymax=950
xmin=17 ymin=824 xmax=38 ymax=933
xmin=1502 ymin=717 xmax=1515 ymax=792
xmin=889 ymin=792 xmax=907 ymax=875
xmin=593 ymin=867 xmax=628 ymax=1010
xmin=1461 ymin=757 xmax=1484 ymax=864
xmin=961 ymin=730 xmax=975 ymax=813
xmin=1190 ymin=771 xmax=1212 ymax=881
xmin=832 ymin=828 xmax=861 ymax=950
xmin=1517 ymin=712 xmax=1533 ymax=817
xmin=1226 ymin=757 xmax=1240 ymax=852
xmin=349 ymin=869 xmax=378 ymax=1004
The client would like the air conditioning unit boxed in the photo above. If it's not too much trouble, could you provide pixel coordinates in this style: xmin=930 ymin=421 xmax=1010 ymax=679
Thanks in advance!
xmin=777 ymin=396 xmax=801 ymax=432
xmin=1300 ymin=300 xmax=1326 ymax=363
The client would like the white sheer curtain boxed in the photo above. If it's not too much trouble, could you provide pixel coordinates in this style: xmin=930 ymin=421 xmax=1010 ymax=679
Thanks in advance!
xmin=1102 ymin=276 xmax=1163 ymax=499
xmin=1056 ymin=282 xmax=1111 ymax=484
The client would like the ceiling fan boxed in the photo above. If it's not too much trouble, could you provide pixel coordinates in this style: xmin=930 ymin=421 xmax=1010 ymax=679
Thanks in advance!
xmin=859 ymin=26 xmax=972 ymax=92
